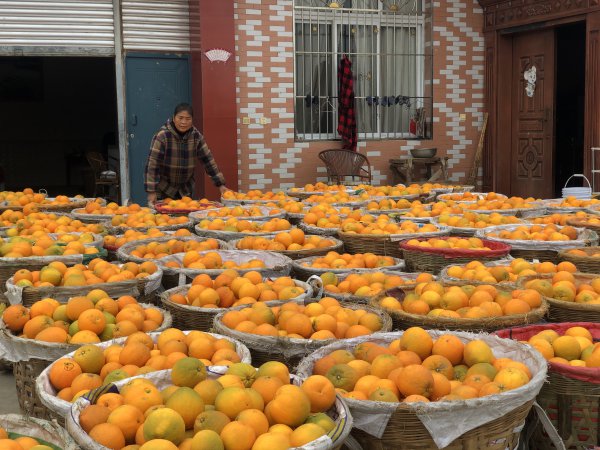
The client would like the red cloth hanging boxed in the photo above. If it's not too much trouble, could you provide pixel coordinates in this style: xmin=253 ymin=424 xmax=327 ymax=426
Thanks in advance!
xmin=337 ymin=55 xmax=357 ymax=151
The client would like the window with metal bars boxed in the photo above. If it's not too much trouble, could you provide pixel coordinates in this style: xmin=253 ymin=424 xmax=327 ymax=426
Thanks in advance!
xmin=294 ymin=0 xmax=432 ymax=141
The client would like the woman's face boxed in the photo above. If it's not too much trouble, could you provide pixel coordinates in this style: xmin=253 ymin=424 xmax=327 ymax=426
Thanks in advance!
xmin=173 ymin=111 xmax=193 ymax=133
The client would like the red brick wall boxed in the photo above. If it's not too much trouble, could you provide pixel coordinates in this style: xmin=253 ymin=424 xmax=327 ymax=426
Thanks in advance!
xmin=233 ymin=0 xmax=485 ymax=190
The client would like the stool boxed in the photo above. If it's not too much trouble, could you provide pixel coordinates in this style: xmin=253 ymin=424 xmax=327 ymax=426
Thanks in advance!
xmin=389 ymin=157 xmax=449 ymax=185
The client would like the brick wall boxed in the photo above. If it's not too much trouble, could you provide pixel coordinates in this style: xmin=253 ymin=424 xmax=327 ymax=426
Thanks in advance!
xmin=233 ymin=0 xmax=484 ymax=190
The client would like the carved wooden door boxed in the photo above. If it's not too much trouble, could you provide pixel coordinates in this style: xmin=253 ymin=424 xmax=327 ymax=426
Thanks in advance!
xmin=511 ymin=30 xmax=555 ymax=198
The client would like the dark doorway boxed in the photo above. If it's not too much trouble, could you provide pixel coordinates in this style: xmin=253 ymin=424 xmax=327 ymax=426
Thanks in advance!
xmin=0 ymin=57 xmax=118 ymax=197
xmin=554 ymin=23 xmax=586 ymax=196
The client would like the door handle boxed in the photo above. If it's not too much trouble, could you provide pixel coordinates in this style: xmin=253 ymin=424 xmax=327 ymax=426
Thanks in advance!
xmin=131 ymin=114 xmax=138 ymax=126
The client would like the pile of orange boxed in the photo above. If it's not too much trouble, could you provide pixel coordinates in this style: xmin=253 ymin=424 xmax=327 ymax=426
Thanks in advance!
xmin=340 ymin=217 xmax=439 ymax=235
xmin=11 ymin=259 xmax=158 ymax=288
xmin=302 ymin=251 xmax=396 ymax=270
xmin=321 ymin=271 xmax=433 ymax=297
xmin=289 ymin=182 xmax=348 ymax=193
xmin=437 ymin=212 xmax=520 ymax=228
xmin=566 ymin=248 xmax=600 ymax=258
xmin=522 ymin=271 xmax=600 ymax=304
xmin=222 ymin=189 xmax=292 ymax=202
xmin=195 ymin=205 xmax=283 ymax=218
xmin=311 ymin=327 xmax=532 ymax=403
xmin=445 ymin=259 xmax=577 ymax=283
xmin=304 ymin=192 xmax=366 ymax=204
xmin=0 ymin=188 xmax=46 ymax=206
xmin=545 ymin=196 xmax=600 ymax=208
xmin=0 ymin=234 xmax=100 ymax=258
xmin=169 ymin=271 xmax=306 ymax=308
xmin=76 ymin=359 xmax=339 ymax=450
xmin=156 ymin=196 xmax=219 ymax=211
xmin=110 ymin=212 xmax=189 ymax=228
xmin=397 ymin=201 xmax=465 ymax=219
xmin=47 ymin=329 xmax=243 ymax=404
xmin=236 ymin=229 xmax=336 ymax=252
xmin=4 ymin=213 xmax=105 ymax=237
xmin=377 ymin=281 xmax=543 ymax=318
xmin=220 ymin=297 xmax=384 ymax=340
xmin=164 ymin=251 xmax=266 ymax=271
xmin=404 ymin=236 xmax=491 ymax=250
xmin=359 ymin=184 xmax=422 ymax=197
xmin=439 ymin=192 xmax=504 ymax=202
xmin=485 ymin=224 xmax=578 ymax=241
xmin=2 ymin=290 xmax=164 ymax=344
xmin=301 ymin=206 xmax=360 ymax=229
xmin=460 ymin=197 xmax=538 ymax=211
xmin=281 ymin=201 xmax=306 ymax=214
xmin=103 ymin=228 xmax=191 ymax=249
xmin=526 ymin=211 xmax=588 ymax=225
xmin=81 ymin=201 xmax=150 ymax=215
xmin=126 ymin=237 xmax=220 ymax=259
xmin=365 ymin=198 xmax=423 ymax=211
xmin=196 ymin=217 xmax=291 ymax=233
xmin=0 ymin=209 xmax=25 ymax=227
xmin=0 ymin=427 xmax=53 ymax=449
xmin=522 ymin=326 xmax=600 ymax=367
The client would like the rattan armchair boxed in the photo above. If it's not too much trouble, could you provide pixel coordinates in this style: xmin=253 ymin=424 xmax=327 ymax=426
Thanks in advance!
xmin=318 ymin=149 xmax=372 ymax=185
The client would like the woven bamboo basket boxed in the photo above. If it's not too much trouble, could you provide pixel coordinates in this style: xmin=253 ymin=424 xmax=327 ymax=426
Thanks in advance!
xmin=291 ymin=256 xmax=406 ymax=282
xmin=400 ymin=237 xmax=512 ymax=274
xmin=338 ymin=226 xmax=450 ymax=259
xmin=229 ymin=235 xmax=344 ymax=260
xmin=437 ymin=192 xmax=508 ymax=203
xmin=116 ymin=235 xmax=230 ymax=264
xmin=298 ymin=222 xmax=342 ymax=236
xmin=476 ymin=225 xmax=598 ymax=264
xmin=4 ymin=263 xmax=163 ymax=306
xmin=438 ymin=257 xmax=518 ymax=287
xmin=66 ymin=369 xmax=352 ymax=450
xmin=189 ymin=205 xmax=285 ymax=224
xmin=566 ymin=216 xmax=600 ymax=234
xmin=70 ymin=208 xmax=136 ymax=224
xmin=430 ymin=216 xmax=524 ymax=237
xmin=37 ymin=198 xmax=88 ymax=213
xmin=106 ymin=219 xmax=193 ymax=235
xmin=295 ymin=330 xmax=547 ymax=450
xmin=370 ymin=284 xmax=548 ymax=331
xmin=517 ymin=273 xmax=600 ymax=322
xmin=557 ymin=246 xmax=600 ymax=273
xmin=194 ymin=223 xmax=281 ymax=242
xmin=37 ymin=331 xmax=250 ymax=421
xmin=157 ymin=250 xmax=293 ymax=290
xmin=154 ymin=200 xmax=222 ymax=216
xmin=159 ymin=279 xmax=312 ymax=331
xmin=0 ymin=304 xmax=171 ymax=421
xmin=0 ymin=414 xmax=78 ymax=449
xmin=496 ymin=322 xmax=600 ymax=450
xmin=213 ymin=300 xmax=392 ymax=370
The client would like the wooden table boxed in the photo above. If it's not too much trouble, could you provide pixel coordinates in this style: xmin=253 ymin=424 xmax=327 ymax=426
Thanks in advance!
xmin=389 ymin=157 xmax=449 ymax=184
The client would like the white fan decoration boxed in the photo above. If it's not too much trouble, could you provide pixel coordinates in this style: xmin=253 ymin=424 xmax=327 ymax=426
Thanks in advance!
xmin=204 ymin=48 xmax=232 ymax=63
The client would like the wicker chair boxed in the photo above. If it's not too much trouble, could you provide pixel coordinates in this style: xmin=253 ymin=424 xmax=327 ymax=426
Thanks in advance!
xmin=318 ymin=149 xmax=372 ymax=185
xmin=86 ymin=151 xmax=120 ymax=200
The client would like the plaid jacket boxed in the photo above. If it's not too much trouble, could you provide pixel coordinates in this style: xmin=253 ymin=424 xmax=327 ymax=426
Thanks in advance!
xmin=337 ymin=55 xmax=357 ymax=151
xmin=144 ymin=119 xmax=226 ymax=198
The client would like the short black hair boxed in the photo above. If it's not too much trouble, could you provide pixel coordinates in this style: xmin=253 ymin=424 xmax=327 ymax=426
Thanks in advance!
xmin=174 ymin=103 xmax=193 ymax=117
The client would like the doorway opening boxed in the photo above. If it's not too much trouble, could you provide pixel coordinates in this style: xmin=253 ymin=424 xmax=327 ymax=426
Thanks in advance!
xmin=0 ymin=56 xmax=118 ymax=197
xmin=554 ymin=22 xmax=586 ymax=197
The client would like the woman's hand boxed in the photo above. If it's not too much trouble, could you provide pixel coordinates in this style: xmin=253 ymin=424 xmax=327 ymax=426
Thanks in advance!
xmin=147 ymin=192 xmax=157 ymax=207
xmin=219 ymin=185 xmax=231 ymax=195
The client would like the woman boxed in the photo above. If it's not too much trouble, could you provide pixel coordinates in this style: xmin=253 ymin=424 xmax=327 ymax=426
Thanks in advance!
xmin=144 ymin=103 xmax=229 ymax=206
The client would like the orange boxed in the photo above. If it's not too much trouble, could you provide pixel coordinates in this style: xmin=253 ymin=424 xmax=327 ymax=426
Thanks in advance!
xmin=143 ymin=408 xmax=186 ymax=445
xmin=400 ymin=327 xmax=433 ymax=360
xmin=88 ymin=422 xmax=126 ymax=450
xmin=301 ymin=375 xmax=336 ymax=413
xmin=432 ymin=334 xmax=464 ymax=365
xmin=463 ymin=340 xmax=494 ymax=366
xmin=422 ymin=355 xmax=454 ymax=380
xmin=49 ymin=358 xmax=82 ymax=390
xmin=394 ymin=364 xmax=434 ymax=398
xmin=220 ymin=421 xmax=256 ymax=450
xmin=80 ymin=404 xmax=112 ymax=434
xmin=266 ymin=384 xmax=311 ymax=427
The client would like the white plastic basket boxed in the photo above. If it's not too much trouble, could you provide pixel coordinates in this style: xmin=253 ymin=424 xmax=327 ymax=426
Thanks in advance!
xmin=562 ymin=174 xmax=592 ymax=200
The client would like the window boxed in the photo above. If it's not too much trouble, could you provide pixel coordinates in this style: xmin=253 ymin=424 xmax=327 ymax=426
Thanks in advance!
xmin=294 ymin=0 xmax=432 ymax=141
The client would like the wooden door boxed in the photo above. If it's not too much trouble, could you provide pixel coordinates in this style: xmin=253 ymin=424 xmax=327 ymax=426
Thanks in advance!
xmin=510 ymin=30 xmax=555 ymax=198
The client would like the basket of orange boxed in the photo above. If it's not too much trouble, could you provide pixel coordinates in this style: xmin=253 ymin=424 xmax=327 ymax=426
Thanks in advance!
xmin=4 ymin=259 xmax=163 ymax=307
xmin=496 ymin=322 xmax=600 ymax=450
xmin=189 ymin=204 xmax=286 ymax=224
xmin=370 ymin=280 xmax=548 ymax=332
xmin=479 ymin=223 xmax=598 ymax=264
xmin=153 ymin=196 xmax=222 ymax=216
xmin=295 ymin=328 xmax=548 ymax=450
xmin=0 ymin=293 xmax=170 ymax=420
xmin=230 ymin=230 xmax=344 ymax=260
xmin=517 ymin=271 xmax=600 ymax=323
xmin=566 ymin=213 xmax=600 ymax=234
xmin=160 ymin=271 xmax=312 ymax=331
xmin=399 ymin=236 xmax=511 ymax=274
xmin=71 ymin=202 xmax=152 ymax=223
xmin=291 ymin=252 xmax=405 ymax=282
xmin=213 ymin=297 xmax=392 ymax=369
xmin=34 ymin=195 xmax=89 ymax=213
xmin=105 ymin=212 xmax=192 ymax=234
xmin=66 ymin=362 xmax=352 ymax=450
xmin=194 ymin=216 xmax=292 ymax=242
xmin=433 ymin=212 xmax=522 ymax=237
xmin=558 ymin=246 xmax=600 ymax=273
xmin=102 ymin=228 xmax=192 ymax=262
xmin=36 ymin=328 xmax=251 ymax=422
xmin=221 ymin=189 xmax=297 ymax=205
xmin=0 ymin=414 xmax=78 ymax=449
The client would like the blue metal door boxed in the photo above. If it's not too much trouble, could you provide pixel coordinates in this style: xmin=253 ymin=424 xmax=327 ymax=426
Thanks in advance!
xmin=125 ymin=55 xmax=190 ymax=204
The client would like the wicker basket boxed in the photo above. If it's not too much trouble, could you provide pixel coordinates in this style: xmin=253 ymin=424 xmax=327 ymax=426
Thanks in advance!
xmin=438 ymin=257 xmax=518 ymax=287
xmin=4 ymin=263 xmax=163 ymax=306
xmin=66 ymin=369 xmax=352 ymax=450
xmin=229 ymin=235 xmax=344 ymax=260
xmin=495 ymin=322 xmax=600 ymax=450
xmin=116 ymin=235 xmax=230 ymax=264
xmin=0 ymin=414 xmax=78 ymax=449
xmin=213 ymin=300 xmax=392 ymax=370
xmin=157 ymin=250 xmax=293 ymax=290
xmin=37 ymin=331 xmax=250 ymax=421
xmin=291 ymin=256 xmax=406 ymax=282
xmin=189 ymin=205 xmax=285 ymax=224
xmin=295 ymin=330 xmax=547 ymax=450
xmin=557 ymin=246 xmax=600 ymax=274
xmin=566 ymin=216 xmax=600 ymax=234
xmin=154 ymin=200 xmax=222 ymax=216
xmin=437 ymin=192 xmax=508 ymax=203
xmin=400 ymin=237 xmax=512 ymax=274
xmin=517 ymin=273 xmax=600 ymax=322
xmin=106 ymin=219 xmax=193 ymax=235
xmin=1 ymin=304 xmax=171 ymax=421
xmin=159 ymin=279 xmax=312 ymax=331
xmin=464 ymin=206 xmax=546 ymax=218
xmin=370 ymin=284 xmax=548 ymax=331
xmin=338 ymin=226 xmax=450 ymax=259
xmin=194 ymin=223 xmax=280 ymax=242
xmin=37 ymin=198 xmax=88 ymax=213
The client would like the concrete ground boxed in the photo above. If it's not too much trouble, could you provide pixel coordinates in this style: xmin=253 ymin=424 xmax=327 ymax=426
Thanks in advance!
xmin=0 ymin=365 xmax=21 ymax=414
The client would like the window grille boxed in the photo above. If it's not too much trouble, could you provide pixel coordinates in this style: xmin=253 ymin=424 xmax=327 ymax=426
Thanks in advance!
xmin=294 ymin=0 xmax=433 ymax=141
